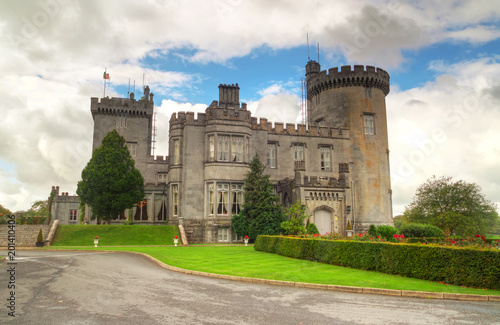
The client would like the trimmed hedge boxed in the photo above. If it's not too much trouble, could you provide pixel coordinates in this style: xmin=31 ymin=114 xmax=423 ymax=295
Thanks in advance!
xmin=254 ymin=235 xmax=500 ymax=290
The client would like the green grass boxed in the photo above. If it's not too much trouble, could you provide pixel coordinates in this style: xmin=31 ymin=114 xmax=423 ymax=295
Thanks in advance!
xmin=49 ymin=245 xmax=499 ymax=296
xmin=486 ymin=234 xmax=500 ymax=239
xmin=52 ymin=225 xmax=179 ymax=246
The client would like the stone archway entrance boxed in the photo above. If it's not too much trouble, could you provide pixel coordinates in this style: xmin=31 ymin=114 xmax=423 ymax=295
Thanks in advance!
xmin=314 ymin=209 xmax=332 ymax=234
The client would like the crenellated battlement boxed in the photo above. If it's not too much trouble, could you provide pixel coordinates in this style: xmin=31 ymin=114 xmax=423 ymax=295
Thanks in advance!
xmin=307 ymin=64 xmax=390 ymax=98
xmin=147 ymin=155 xmax=170 ymax=164
xmin=90 ymin=95 xmax=154 ymax=119
xmin=251 ymin=117 xmax=348 ymax=138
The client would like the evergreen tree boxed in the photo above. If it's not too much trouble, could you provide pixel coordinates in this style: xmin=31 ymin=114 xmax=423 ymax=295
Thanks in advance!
xmin=232 ymin=154 xmax=284 ymax=241
xmin=77 ymin=130 xmax=144 ymax=224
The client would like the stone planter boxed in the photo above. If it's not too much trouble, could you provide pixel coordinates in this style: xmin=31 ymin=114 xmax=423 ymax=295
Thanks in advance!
xmin=94 ymin=238 xmax=99 ymax=247
xmin=244 ymin=238 xmax=249 ymax=246
xmin=174 ymin=237 xmax=179 ymax=246
xmin=346 ymin=230 xmax=353 ymax=237
xmin=36 ymin=241 xmax=44 ymax=247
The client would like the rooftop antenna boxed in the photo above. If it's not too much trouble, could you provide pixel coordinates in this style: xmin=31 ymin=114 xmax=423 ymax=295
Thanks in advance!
xmin=127 ymin=78 xmax=130 ymax=98
xmin=317 ymin=42 xmax=320 ymax=64
xmin=133 ymin=80 xmax=136 ymax=95
xmin=142 ymin=73 xmax=145 ymax=91
xmin=307 ymin=33 xmax=310 ymax=61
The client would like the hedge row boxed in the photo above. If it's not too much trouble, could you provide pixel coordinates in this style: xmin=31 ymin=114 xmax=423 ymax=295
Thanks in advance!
xmin=254 ymin=236 xmax=500 ymax=290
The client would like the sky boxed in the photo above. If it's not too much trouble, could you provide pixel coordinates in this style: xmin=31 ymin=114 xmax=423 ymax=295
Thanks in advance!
xmin=1 ymin=0 xmax=500 ymax=217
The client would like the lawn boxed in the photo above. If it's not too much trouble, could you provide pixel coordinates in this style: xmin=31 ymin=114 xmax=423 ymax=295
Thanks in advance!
xmin=51 ymin=225 xmax=179 ymax=246
xmin=48 ymin=245 xmax=500 ymax=296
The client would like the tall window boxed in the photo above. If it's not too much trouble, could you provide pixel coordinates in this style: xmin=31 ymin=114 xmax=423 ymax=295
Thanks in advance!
xmin=69 ymin=209 xmax=77 ymax=221
xmin=217 ymin=183 xmax=229 ymax=214
xmin=116 ymin=114 xmax=127 ymax=128
xmin=208 ymin=135 xmax=215 ymax=161
xmin=267 ymin=143 xmax=277 ymax=168
xmin=127 ymin=143 xmax=137 ymax=157
xmin=320 ymin=147 xmax=331 ymax=171
xmin=294 ymin=144 xmax=304 ymax=161
xmin=363 ymin=114 xmax=375 ymax=135
xmin=172 ymin=184 xmax=178 ymax=216
xmin=231 ymin=184 xmax=243 ymax=215
xmin=173 ymin=139 xmax=180 ymax=164
xmin=231 ymin=136 xmax=243 ymax=162
xmin=208 ymin=183 xmax=215 ymax=215
xmin=218 ymin=135 xmax=230 ymax=161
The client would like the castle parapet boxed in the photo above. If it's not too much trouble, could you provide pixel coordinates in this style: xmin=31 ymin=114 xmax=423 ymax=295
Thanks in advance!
xmin=307 ymin=65 xmax=390 ymax=98
xmin=169 ymin=111 xmax=209 ymax=127
xmin=147 ymin=155 xmax=170 ymax=164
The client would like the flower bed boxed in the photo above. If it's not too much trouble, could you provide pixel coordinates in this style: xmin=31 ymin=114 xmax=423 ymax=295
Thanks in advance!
xmin=254 ymin=235 xmax=500 ymax=290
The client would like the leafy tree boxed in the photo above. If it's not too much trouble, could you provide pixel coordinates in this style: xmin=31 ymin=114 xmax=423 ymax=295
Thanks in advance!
xmin=281 ymin=200 xmax=308 ymax=235
xmin=404 ymin=175 xmax=499 ymax=236
xmin=77 ymin=130 xmax=144 ymax=225
xmin=232 ymin=154 xmax=284 ymax=241
xmin=368 ymin=224 xmax=378 ymax=237
xmin=392 ymin=215 xmax=407 ymax=230
xmin=0 ymin=204 xmax=13 ymax=224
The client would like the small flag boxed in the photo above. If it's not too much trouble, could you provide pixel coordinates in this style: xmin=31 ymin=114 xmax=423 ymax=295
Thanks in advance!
xmin=103 ymin=72 xmax=110 ymax=80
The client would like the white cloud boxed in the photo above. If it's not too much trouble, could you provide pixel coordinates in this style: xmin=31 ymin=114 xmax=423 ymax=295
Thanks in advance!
xmin=388 ymin=58 xmax=500 ymax=215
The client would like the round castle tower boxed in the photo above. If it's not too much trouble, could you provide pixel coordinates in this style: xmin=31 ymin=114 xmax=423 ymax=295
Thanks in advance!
xmin=306 ymin=61 xmax=393 ymax=230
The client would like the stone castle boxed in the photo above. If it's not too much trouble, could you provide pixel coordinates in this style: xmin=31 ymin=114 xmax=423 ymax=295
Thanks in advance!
xmin=50 ymin=60 xmax=393 ymax=243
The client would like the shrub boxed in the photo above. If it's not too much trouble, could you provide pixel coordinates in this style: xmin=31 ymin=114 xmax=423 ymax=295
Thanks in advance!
xmin=376 ymin=225 xmax=398 ymax=241
xmin=368 ymin=224 xmax=378 ymax=237
xmin=37 ymin=228 xmax=43 ymax=242
xmin=306 ymin=223 xmax=319 ymax=235
xmin=399 ymin=223 xmax=443 ymax=238
xmin=280 ymin=200 xmax=308 ymax=235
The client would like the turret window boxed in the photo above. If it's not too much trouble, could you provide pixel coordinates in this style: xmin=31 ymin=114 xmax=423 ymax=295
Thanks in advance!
xmin=363 ymin=114 xmax=375 ymax=135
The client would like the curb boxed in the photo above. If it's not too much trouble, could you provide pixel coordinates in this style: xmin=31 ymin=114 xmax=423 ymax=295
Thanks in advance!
xmin=9 ymin=248 xmax=499 ymax=302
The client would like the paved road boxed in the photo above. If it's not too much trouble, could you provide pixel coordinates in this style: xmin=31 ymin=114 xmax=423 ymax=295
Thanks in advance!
xmin=0 ymin=250 xmax=499 ymax=325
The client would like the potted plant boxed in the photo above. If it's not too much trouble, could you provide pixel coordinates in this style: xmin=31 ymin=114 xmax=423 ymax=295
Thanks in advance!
xmin=36 ymin=228 xmax=44 ymax=247
xmin=244 ymin=235 xmax=249 ymax=246
xmin=346 ymin=220 xmax=353 ymax=237
xmin=174 ymin=235 xmax=179 ymax=246
xmin=93 ymin=236 xmax=99 ymax=247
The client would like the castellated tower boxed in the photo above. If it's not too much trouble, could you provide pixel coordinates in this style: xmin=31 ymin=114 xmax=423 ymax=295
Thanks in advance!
xmin=306 ymin=61 xmax=392 ymax=230
xmin=90 ymin=86 xmax=155 ymax=177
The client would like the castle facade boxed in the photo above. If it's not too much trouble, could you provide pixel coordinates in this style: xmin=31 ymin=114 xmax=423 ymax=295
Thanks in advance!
xmin=51 ymin=61 xmax=393 ymax=243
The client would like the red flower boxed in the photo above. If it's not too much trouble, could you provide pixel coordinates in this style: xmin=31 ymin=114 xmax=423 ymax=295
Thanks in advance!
xmin=451 ymin=240 xmax=456 ymax=244
xmin=393 ymin=234 xmax=397 ymax=238
xmin=476 ymin=234 xmax=481 ymax=238
xmin=174 ymin=236 xmax=178 ymax=239
xmin=422 ymin=242 xmax=426 ymax=245
xmin=244 ymin=235 xmax=249 ymax=239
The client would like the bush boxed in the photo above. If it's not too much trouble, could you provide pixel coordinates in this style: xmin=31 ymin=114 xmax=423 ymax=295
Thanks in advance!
xmin=255 ymin=235 xmax=500 ymax=290
xmin=37 ymin=228 xmax=43 ymax=242
xmin=376 ymin=225 xmax=398 ymax=241
xmin=399 ymin=223 xmax=443 ymax=238
xmin=306 ymin=223 xmax=319 ymax=235
xmin=368 ymin=224 xmax=378 ymax=237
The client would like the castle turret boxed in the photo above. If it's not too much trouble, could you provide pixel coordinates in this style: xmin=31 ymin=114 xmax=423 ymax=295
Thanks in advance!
xmin=218 ymin=84 xmax=240 ymax=109
xmin=306 ymin=63 xmax=392 ymax=231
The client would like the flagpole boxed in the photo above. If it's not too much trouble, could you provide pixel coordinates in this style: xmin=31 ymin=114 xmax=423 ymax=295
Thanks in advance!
xmin=103 ymin=67 xmax=107 ymax=97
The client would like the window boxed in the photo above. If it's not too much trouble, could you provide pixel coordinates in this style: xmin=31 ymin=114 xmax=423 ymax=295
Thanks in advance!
xmin=218 ymin=228 xmax=229 ymax=242
xmin=294 ymin=144 xmax=304 ymax=161
xmin=208 ymin=183 xmax=215 ymax=215
xmin=232 ymin=229 xmax=242 ymax=242
xmin=231 ymin=136 xmax=243 ymax=162
xmin=316 ymin=93 xmax=320 ymax=105
xmin=116 ymin=114 xmax=127 ymax=128
xmin=208 ymin=135 xmax=215 ymax=161
xmin=218 ymin=135 xmax=230 ymax=161
xmin=172 ymin=184 xmax=178 ymax=216
xmin=156 ymin=196 xmax=167 ymax=221
xmin=231 ymin=184 xmax=243 ymax=215
xmin=217 ymin=183 xmax=229 ymax=214
xmin=173 ymin=139 xmax=180 ymax=164
xmin=158 ymin=174 xmax=167 ymax=184
xmin=320 ymin=147 xmax=331 ymax=171
xmin=363 ymin=114 xmax=375 ymax=135
xmin=267 ymin=143 xmax=277 ymax=168
xmin=69 ymin=209 xmax=77 ymax=221
xmin=127 ymin=143 xmax=137 ymax=157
